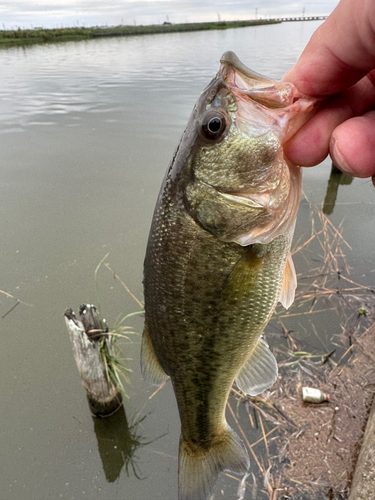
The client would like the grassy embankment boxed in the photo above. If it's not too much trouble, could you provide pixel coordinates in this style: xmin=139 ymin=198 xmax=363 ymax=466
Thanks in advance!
xmin=0 ymin=20 xmax=281 ymax=47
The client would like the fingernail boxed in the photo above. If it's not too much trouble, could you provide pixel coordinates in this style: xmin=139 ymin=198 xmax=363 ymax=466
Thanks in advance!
xmin=330 ymin=138 xmax=353 ymax=175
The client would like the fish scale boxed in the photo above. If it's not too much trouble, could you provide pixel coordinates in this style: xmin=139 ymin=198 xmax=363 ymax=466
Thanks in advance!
xmin=141 ymin=51 xmax=316 ymax=500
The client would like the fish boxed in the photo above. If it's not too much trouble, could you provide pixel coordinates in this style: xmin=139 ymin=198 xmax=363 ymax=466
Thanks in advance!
xmin=141 ymin=51 xmax=316 ymax=500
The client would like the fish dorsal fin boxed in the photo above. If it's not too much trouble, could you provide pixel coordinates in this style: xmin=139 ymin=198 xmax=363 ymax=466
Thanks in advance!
xmin=141 ymin=320 xmax=169 ymax=386
xmin=235 ymin=338 xmax=278 ymax=396
xmin=279 ymin=253 xmax=297 ymax=310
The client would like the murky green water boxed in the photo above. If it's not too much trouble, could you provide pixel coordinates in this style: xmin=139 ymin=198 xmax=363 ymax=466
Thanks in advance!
xmin=1 ymin=21 xmax=374 ymax=500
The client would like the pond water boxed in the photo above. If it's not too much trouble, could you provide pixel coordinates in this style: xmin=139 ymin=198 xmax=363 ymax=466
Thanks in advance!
xmin=1 ymin=21 xmax=375 ymax=500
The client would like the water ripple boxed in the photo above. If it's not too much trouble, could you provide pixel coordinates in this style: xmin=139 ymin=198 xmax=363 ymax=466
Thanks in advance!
xmin=0 ymin=21 xmax=322 ymax=128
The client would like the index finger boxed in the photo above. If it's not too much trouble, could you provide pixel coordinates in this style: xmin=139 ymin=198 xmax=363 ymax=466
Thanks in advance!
xmin=283 ymin=0 xmax=375 ymax=95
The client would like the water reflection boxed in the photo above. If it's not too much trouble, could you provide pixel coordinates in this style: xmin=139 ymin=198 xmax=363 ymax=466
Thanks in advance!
xmin=93 ymin=406 xmax=146 ymax=482
xmin=322 ymin=163 xmax=353 ymax=215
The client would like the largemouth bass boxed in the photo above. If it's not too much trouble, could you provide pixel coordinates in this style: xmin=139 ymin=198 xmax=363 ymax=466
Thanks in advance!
xmin=142 ymin=51 xmax=316 ymax=500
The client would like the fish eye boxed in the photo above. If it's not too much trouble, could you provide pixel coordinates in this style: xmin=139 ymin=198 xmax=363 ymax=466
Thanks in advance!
xmin=201 ymin=110 xmax=227 ymax=141
xmin=208 ymin=117 xmax=222 ymax=132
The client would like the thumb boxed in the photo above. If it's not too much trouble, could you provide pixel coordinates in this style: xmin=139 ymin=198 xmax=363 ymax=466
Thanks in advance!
xmin=330 ymin=110 xmax=375 ymax=178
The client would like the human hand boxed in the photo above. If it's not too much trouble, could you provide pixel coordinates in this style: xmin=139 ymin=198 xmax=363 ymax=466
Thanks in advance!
xmin=283 ymin=0 xmax=375 ymax=184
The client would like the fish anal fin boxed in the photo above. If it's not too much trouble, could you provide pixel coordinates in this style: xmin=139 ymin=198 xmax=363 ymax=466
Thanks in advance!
xmin=179 ymin=426 xmax=249 ymax=500
xmin=235 ymin=337 xmax=278 ymax=396
xmin=279 ymin=252 xmax=297 ymax=310
xmin=141 ymin=320 xmax=169 ymax=386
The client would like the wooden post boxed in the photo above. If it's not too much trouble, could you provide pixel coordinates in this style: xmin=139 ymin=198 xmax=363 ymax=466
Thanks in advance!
xmin=64 ymin=304 xmax=123 ymax=417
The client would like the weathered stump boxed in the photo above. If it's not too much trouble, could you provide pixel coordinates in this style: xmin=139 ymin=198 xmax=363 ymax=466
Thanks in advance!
xmin=64 ymin=304 xmax=123 ymax=417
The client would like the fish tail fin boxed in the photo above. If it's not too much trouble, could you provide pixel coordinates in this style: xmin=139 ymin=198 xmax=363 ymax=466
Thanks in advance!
xmin=178 ymin=426 xmax=249 ymax=500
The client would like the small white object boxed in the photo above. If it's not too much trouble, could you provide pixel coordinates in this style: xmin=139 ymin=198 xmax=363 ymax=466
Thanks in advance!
xmin=302 ymin=387 xmax=330 ymax=403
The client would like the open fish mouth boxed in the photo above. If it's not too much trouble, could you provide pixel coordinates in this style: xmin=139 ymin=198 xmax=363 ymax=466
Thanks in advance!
xmin=219 ymin=51 xmax=317 ymax=141
xmin=220 ymin=50 xmax=305 ymax=108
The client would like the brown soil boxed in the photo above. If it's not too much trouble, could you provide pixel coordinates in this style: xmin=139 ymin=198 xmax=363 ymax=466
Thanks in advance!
xmin=233 ymin=322 xmax=375 ymax=500
xmin=274 ymin=324 xmax=375 ymax=499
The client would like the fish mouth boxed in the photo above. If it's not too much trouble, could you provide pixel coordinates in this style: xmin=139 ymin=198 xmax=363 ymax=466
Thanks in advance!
xmin=220 ymin=51 xmax=275 ymax=87
xmin=220 ymin=51 xmax=300 ymax=110
xmin=218 ymin=51 xmax=317 ymax=140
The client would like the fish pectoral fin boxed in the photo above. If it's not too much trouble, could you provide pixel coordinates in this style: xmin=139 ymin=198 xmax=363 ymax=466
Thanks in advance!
xmin=235 ymin=337 xmax=278 ymax=396
xmin=140 ymin=320 xmax=169 ymax=386
xmin=279 ymin=252 xmax=297 ymax=310
xmin=179 ymin=426 xmax=249 ymax=500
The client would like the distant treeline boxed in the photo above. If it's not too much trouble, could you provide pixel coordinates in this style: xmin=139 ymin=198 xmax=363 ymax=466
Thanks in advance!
xmin=0 ymin=20 xmax=281 ymax=47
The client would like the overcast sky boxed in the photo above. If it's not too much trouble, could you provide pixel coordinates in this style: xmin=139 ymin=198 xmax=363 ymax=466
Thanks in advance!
xmin=1 ymin=0 xmax=340 ymax=29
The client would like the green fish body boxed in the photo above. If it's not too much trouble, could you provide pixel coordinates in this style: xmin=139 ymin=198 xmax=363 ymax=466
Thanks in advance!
xmin=142 ymin=52 xmax=316 ymax=500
